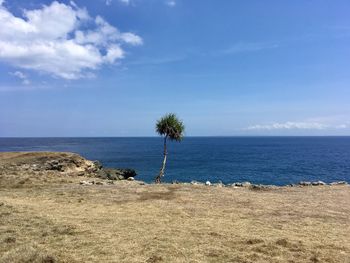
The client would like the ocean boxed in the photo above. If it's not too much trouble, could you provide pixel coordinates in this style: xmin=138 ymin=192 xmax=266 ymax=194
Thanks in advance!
xmin=0 ymin=137 xmax=349 ymax=185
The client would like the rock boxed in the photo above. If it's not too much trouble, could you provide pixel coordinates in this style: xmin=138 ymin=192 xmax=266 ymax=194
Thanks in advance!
xmin=330 ymin=181 xmax=348 ymax=185
xmin=106 ymin=180 xmax=114 ymax=185
xmin=45 ymin=160 xmax=64 ymax=171
xmin=93 ymin=160 xmax=103 ymax=170
xmin=299 ymin=181 xmax=311 ymax=186
xmin=95 ymin=169 xmax=109 ymax=179
xmin=233 ymin=182 xmax=243 ymax=187
xmin=213 ymin=181 xmax=224 ymax=187
xmin=121 ymin=169 xmax=137 ymax=179
xmin=249 ymin=184 xmax=271 ymax=191
xmin=104 ymin=168 xmax=137 ymax=180
xmin=205 ymin=181 xmax=211 ymax=186
xmin=242 ymin=182 xmax=251 ymax=187
xmin=127 ymin=177 xmax=135 ymax=181
xmin=311 ymin=181 xmax=327 ymax=186
xmin=95 ymin=181 xmax=105 ymax=185
xmin=79 ymin=180 xmax=93 ymax=186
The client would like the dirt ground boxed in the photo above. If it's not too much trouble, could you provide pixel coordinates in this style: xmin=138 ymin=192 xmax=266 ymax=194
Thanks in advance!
xmin=0 ymin=152 xmax=349 ymax=262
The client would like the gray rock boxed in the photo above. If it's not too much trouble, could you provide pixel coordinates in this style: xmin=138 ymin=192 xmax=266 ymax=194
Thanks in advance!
xmin=104 ymin=168 xmax=137 ymax=180
xmin=299 ymin=181 xmax=312 ymax=186
xmin=311 ymin=181 xmax=327 ymax=186
xmin=79 ymin=180 xmax=93 ymax=186
xmin=249 ymin=184 xmax=271 ymax=190
xmin=127 ymin=177 xmax=135 ymax=181
xmin=330 ymin=181 xmax=348 ymax=185
xmin=242 ymin=182 xmax=251 ymax=187
xmin=45 ymin=160 xmax=64 ymax=171
xmin=95 ymin=169 xmax=109 ymax=179
xmin=93 ymin=160 xmax=103 ymax=170
xmin=205 ymin=181 xmax=211 ymax=186
xmin=213 ymin=181 xmax=224 ymax=187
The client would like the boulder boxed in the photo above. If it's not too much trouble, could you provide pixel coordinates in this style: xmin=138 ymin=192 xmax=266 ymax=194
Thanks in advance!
xmin=104 ymin=168 xmax=137 ymax=180
xmin=242 ymin=182 xmax=251 ymax=187
xmin=213 ymin=181 xmax=224 ymax=187
xmin=93 ymin=160 xmax=103 ymax=170
xmin=95 ymin=169 xmax=109 ymax=179
xmin=44 ymin=160 xmax=64 ymax=171
xmin=79 ymin=180 xmax=93 ymax=186
xmin=299 ymin=181 xmax=311 ymax=186
xmin=330 ymin=181 xmax=348 ymax=185
xmin=311 ymin=181 xmax=327 ymax=186
xmin=127 ymin=177 xmax=135 ymax=181
xmin=249 ymin=184 xmax=271 ymax=191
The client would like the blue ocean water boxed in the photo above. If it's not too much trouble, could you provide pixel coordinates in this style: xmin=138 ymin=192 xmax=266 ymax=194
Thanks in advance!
xmin=0 ymin=137 xmax=349 ymax=185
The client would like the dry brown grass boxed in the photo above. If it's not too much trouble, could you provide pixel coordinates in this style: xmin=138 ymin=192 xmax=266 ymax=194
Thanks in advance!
xmin=1 ymin=181 xmax=349 ymax=263
xmin=0 ymin=152 xmax=349 ymax=262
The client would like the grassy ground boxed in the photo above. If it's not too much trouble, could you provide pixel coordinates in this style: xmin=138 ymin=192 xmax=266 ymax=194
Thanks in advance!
xmin=0 ymin=153 xmax=349 ymax=262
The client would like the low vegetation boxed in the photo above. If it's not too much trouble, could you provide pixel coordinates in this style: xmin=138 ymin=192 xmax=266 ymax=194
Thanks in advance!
xmin=0 ymin=152 xmax=349 ymax=262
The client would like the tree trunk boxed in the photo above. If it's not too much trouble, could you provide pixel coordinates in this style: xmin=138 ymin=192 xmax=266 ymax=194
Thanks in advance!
xmin=155 ymin=136 xmax=167 ymax=183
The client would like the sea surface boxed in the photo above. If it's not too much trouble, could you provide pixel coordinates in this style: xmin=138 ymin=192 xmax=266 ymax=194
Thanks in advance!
xmin=0 ymin=137 xmax=349 ymax=185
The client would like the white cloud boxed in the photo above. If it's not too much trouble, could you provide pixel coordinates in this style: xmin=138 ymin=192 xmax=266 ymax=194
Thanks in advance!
xmin=10 ymin=71 xmax=30 ymax=85
xmin=106 ymin=0 xmax=130 ymax=5
xmin=221 ymin=42 xmax=279 ymax=55
xmin=166 ymin=1 xmax=176 ymax=7
xmin=11 ymin=71 xmax=26 ymax=79
xmin=246 ymin=121 xmax=347 ymax=131
xmin=0 ymin=1 xmax=142 ymax=79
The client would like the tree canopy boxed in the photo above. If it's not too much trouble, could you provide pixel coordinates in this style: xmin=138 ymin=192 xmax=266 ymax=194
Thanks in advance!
xmin=155 ymin=113 xmax=185 ymax=141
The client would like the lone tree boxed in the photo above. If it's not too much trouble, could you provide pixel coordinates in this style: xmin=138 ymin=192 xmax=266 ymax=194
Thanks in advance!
xmin=155 ymin=113 xmax=185 ymax=183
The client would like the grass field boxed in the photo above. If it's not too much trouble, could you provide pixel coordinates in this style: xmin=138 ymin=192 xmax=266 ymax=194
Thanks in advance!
xmin=0 ymin=153 xmax=349 ymax=262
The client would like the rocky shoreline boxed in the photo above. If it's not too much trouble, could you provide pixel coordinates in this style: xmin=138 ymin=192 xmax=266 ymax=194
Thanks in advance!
xmin=0 ymin=151 xmax=348 ymax=189
xmin=178 ymin=179 xmax=348 ymax=189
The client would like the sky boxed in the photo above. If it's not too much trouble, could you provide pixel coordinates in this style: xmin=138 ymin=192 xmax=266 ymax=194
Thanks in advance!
xmin=0 ymin=0 xmax=349 ymax=137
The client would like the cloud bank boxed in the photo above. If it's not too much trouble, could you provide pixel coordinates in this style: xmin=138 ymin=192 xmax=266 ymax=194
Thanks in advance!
xmin=246 ymin=121 xmax=347 ymax=130
xmin=221 ymin=42 xmax=279 ymax=55
xmin=0 ymin=1 xmax=142 ymax=79
xmin=10 ymin=71 xmax=30 ymax=85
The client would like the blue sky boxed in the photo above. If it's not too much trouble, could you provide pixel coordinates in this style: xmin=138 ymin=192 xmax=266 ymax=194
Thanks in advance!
xmin=0 ymin=0 xmax=349 ymax=136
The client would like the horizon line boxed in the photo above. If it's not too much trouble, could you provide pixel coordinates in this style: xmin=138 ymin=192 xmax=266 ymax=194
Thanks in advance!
xmin=1 ymin=135 xmax=350 ymax=139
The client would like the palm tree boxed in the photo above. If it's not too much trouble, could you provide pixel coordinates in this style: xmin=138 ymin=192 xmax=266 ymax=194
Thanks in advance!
xmin=155 ymin=113 xmax=185 ymax=183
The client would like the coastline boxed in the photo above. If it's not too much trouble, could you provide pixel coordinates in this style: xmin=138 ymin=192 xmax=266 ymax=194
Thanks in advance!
xmin=0 ymin=151 xmax=348 ymax=188
xmin=1 ymin=151 xmax=349 ymax=262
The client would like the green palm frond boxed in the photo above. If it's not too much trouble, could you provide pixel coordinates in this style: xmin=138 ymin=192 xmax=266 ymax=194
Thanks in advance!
xmin=156 ymin=113 xmax=185 ymax=141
